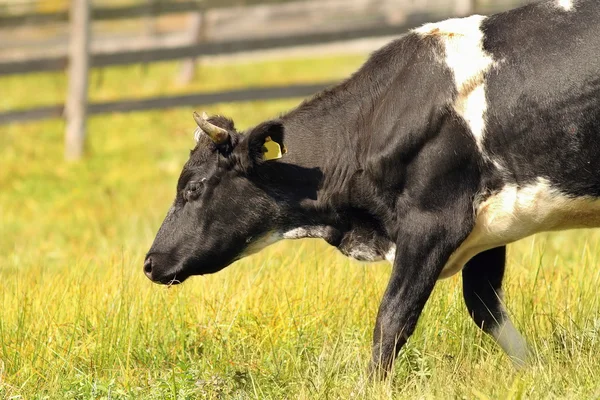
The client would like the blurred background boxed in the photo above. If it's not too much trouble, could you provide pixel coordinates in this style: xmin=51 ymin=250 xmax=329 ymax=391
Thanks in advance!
xmin=4 ymin=1 xmax=599 ymax=399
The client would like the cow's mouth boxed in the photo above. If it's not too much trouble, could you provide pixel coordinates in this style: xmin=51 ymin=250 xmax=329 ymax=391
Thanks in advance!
xmin=159 ymin=276 xmax=185 ymax=286
xmin=152 ymin=267 xmax=192 ymax=285
xmin=149 ymin=270 xmax=190 ymax=286
xmin=144 ymin=253 xmax=191 ymax=285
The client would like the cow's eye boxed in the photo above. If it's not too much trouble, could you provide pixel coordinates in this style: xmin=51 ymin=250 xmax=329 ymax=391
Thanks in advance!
xmin=184 ymin=179 xmax=205 ymax=201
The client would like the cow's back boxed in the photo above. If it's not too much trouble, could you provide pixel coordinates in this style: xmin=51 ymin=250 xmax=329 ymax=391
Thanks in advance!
xmin=482 ymin=0 xmax=600 ymax=197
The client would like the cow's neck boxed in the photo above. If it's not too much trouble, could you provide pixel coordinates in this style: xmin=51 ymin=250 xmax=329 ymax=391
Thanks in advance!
xmin=273 ymin=50 xmax=404 ymax=254
xmin=279 ymin=93 xmax=367 ymax=221
xmin=278 ymin=37 xmax=411 ymax=204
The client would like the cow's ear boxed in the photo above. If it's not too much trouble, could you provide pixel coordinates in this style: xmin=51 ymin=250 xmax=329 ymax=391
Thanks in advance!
xmin=242 ymin=120 xmax=286 ymax=168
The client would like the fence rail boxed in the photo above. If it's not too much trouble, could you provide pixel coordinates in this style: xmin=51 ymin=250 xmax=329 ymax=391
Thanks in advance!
xmin=0 ymin=0 xmax=297 ymax=27
xmin=0 ymin=82 xmax=334 ymax=124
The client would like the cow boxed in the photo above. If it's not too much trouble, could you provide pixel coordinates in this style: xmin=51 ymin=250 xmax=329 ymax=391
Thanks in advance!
xmin=145 ymin=0 xmax=600 ymax=376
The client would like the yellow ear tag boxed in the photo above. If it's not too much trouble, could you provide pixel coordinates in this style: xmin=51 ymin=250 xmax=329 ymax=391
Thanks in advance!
xmin=262 ymin=136 xmax=286 ymax=161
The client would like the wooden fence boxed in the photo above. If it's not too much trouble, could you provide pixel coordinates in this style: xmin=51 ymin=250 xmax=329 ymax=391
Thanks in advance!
xmin=0 ymin=0 xmax=527 ymax=159
xmin=0 ymin=0 xmax=298 ymax=27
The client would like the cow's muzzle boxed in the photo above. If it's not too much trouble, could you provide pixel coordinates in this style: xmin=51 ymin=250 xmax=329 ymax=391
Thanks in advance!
xmin=143 ymin=253 xmax=185 ymax=285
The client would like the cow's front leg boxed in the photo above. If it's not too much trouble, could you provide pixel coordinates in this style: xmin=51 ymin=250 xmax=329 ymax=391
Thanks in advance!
xmin=369 ymin=213 xmax=472 ymax=377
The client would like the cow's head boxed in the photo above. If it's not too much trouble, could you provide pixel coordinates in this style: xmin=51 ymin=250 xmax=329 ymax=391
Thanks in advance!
xmin=144 ymin=112 xmax=319 ymax=285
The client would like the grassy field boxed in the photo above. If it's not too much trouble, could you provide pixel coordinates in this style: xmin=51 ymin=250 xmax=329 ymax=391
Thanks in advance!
xmin=1 ymin=55 xmax=600 ymax=399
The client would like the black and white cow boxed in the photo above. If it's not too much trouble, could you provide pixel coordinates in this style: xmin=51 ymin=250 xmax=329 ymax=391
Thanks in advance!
xmin=145 ymin=0 xmax=600 ymax=375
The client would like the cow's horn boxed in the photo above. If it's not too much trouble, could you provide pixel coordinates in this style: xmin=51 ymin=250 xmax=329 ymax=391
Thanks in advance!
xmin=193 ymin=111 xmax=229 ymax=144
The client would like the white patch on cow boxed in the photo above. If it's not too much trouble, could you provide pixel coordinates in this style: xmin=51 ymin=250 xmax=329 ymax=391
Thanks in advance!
xmin=440 ymin=177 xmax=600 ymax=279
xmin=385 ymin=245 xmax=396 ymax=264
xmin=346 ymin=245 xmax=381 ymax=262
xmin=285 ymin=227 xmax=392 ymax=263
xmin=239 ymin=231 xmax=283 ymax=258
xmin=414 ymin=16 xmax=494 ymax=92
xmin=491 ymin=314 xmax=529 ymax=367
xmin=240 ymin=226 xmax=335 ymax=259
xmin=414 ymin=15 xmax=495 ymax=153
xmin=454 ymin=84 xmax=488 ymax=151
xmin=282 ymin=226 xmax=329 ymax=240
xmin=557 ymin=0 xmax=574 ymax=11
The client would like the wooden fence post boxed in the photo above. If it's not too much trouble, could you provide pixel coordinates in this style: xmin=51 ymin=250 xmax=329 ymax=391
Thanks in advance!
xmin=178 ymin=9 xmax=207 ymax=84
xmin=144 ymin=0 xmax=158 ymax=38
xmin=65 ymin=0 xmax=91 ymax=161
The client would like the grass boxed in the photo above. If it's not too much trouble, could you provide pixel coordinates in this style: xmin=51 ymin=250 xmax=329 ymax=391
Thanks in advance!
xmin=1 ymin=55 xmax=600 ymax=399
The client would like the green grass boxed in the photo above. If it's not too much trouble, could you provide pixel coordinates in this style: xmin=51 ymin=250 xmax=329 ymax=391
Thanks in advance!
xmin=1 ymin=55 xmax=600 ymax=399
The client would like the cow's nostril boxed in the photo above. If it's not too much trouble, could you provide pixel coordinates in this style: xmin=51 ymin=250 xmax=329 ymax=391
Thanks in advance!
xmin=143 ymin=257 xmax=153 ymax=279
